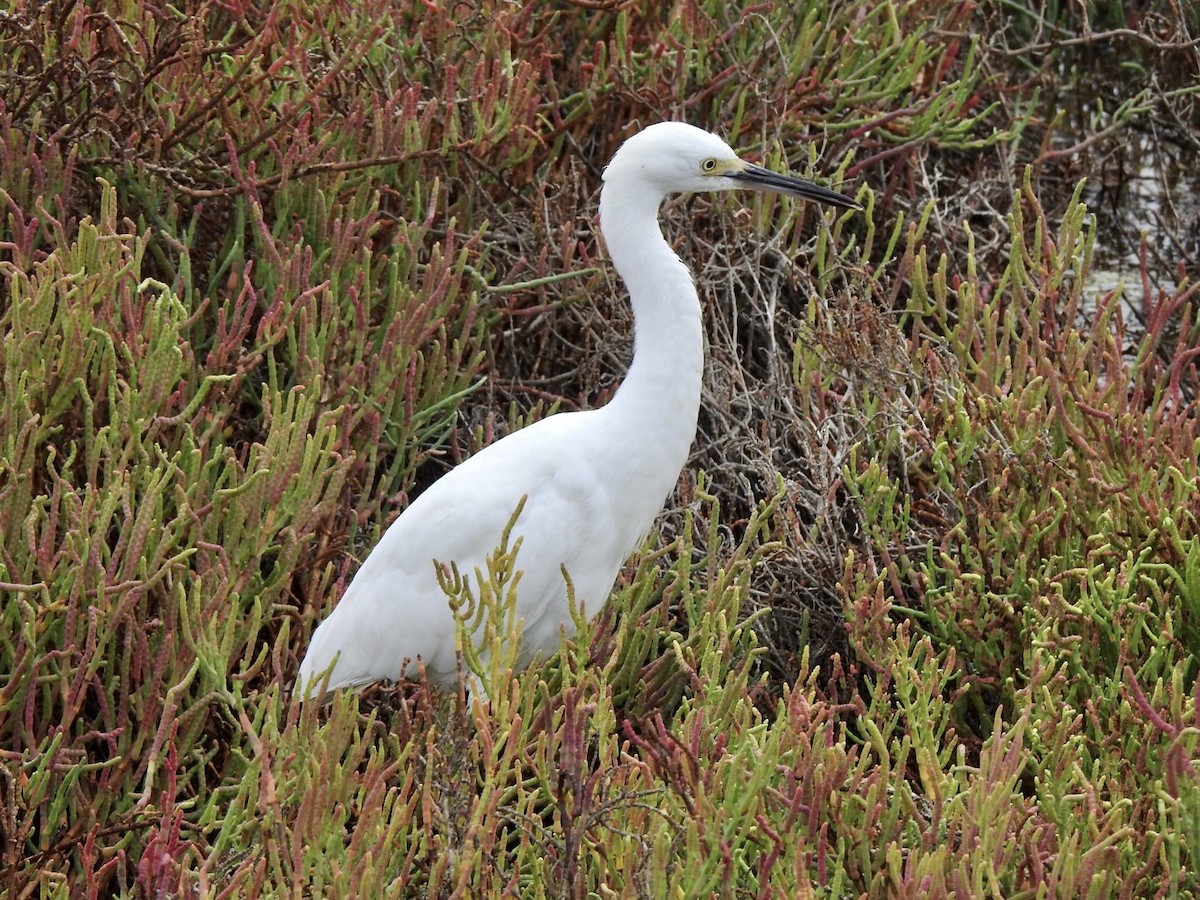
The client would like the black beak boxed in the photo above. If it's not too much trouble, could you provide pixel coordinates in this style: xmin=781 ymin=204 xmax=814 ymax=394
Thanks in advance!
xmin=729 ymin=163 xmax=860 ymax=210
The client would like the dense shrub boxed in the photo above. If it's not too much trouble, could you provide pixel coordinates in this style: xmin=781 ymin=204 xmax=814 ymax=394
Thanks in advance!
xmin=1 ymin=0 xmax=1197 ymax=894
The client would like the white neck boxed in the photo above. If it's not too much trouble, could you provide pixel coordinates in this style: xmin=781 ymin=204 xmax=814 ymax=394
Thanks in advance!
xmin=596 ymin=178 xmax=704 ymax=497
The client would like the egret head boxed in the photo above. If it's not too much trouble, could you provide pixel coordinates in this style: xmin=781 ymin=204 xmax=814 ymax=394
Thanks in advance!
xmin=602 ymin=121 xmax=859 ymax=209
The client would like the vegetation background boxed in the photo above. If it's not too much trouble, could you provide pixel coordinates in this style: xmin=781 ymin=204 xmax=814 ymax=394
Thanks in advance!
xmin=2 ymin=0 xmax=1199 ymax=895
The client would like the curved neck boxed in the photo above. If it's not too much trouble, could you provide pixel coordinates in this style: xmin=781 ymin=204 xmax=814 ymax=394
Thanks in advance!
xmin=598 ymin=180 xmax=704 ymax=481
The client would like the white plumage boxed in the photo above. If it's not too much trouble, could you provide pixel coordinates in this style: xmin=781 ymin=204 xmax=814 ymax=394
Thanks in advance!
xmin=297 ymin=122 xmax=857 ymax=698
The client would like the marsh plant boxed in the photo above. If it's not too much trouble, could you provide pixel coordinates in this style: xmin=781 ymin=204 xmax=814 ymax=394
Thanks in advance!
xmin=1 ymin=1 xmax=1198 ymax=895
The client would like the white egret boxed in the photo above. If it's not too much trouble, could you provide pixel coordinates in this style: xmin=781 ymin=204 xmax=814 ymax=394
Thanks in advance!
xmin=297 ymin=121 xmax=858 ymax=698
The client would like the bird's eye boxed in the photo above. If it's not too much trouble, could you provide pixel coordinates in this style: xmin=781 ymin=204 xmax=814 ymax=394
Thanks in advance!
xmin=700 ymin=158 xmax=719 ymax=173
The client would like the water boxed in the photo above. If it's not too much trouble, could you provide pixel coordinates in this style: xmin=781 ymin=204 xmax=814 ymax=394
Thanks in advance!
xmin=1046 ymin=50 xmax=1200 ymax=345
